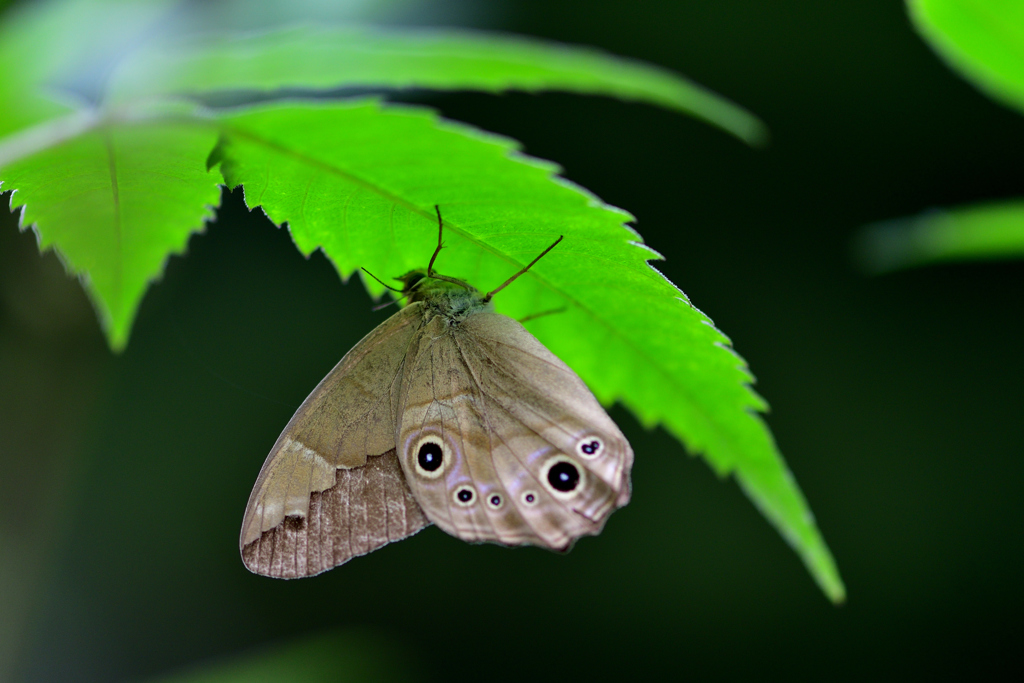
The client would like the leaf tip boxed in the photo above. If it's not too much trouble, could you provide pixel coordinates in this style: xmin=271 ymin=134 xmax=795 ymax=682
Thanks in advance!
xmin=728 ymin=112 xmax=771 ymax=149
xmin=805 ymin=536 xmax=846 ymax=605
xmin=108 ymin=331 xmax=130 ymax=354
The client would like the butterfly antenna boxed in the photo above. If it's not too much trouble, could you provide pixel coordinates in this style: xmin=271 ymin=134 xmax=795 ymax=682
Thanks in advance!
xmin=422 ymin=205 xmax=473 ymax=291
xmin=360 ymin=267 xmax=404 ymax=292
xmin=483 ymin=235 xmax=563 ymax=303
xmin=427 ymin=204 xmax=444 ymax=277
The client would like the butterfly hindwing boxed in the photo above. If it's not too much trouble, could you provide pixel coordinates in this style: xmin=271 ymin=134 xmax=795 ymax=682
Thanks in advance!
xmin=395 ymin=311 xmax=632 ymax=551
xmin=242 ymin=449 xmax=431 ymax=578
xmin=461 ymin=311 xmax=632 ymax=509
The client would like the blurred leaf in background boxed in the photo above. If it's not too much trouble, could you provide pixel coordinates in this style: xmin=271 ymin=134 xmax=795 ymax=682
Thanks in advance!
xmin=856 ymin=200 xmax=1024 ymax=273
xmin=909 ymin=0 xmax=1024 ymax=115
xmin=146 ymin=630 xmax=417 ymax=683
xmin=107 ymin=24 xmax=767 ymax=143
xmin=857 ymin=0 xmax=1024 ymax=271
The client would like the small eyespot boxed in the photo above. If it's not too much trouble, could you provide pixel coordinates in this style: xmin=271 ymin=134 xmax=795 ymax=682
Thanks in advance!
xmin=521 ymin=490 xmax=538 ymax=506
xmin=541 ymin=455 xmax=585 ymax=499
xmin=453 ymin=486 xmax=475 ymax=507
xmin=577 ymin=436 xmax=605 ymax=459
xmin=487 ymin=493 xmax=503 ymax=510
xmin=413 ymin=436 xmax=446 ymax=479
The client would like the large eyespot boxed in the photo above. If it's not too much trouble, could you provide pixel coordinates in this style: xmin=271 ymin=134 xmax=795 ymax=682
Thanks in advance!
xmin=453 ymin=486 xmax=476 ymax=507
xmin=576 ymin=436 xmax=605 ymax=460
xmin=486 ymin=493 xmax=504 ymax=510
xmin=413 ymin=435 xmax=447 ymax=479
xmin=541 ymin=455 xmax=584 ymax=499
xmin=520 ymin=490 xmax=539 ymax=507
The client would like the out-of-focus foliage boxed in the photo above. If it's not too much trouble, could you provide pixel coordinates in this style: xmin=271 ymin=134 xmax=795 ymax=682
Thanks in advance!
xmin=107 ymin=24 xmax=767 ymax=144
xmin=146 ymin=630 xmax=415 ymax=683
xmin=857 ymin=0 xmax=1024 ymax=271
xmin=909 ymin=0 xmax=1024 ymax=116
xmin=857 ymin=200 xmax=1024 ymax=273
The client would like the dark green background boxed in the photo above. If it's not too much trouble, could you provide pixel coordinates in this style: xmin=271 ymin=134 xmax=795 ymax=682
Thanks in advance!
xmin=2 ymin=0 xmax=1022 ymax=680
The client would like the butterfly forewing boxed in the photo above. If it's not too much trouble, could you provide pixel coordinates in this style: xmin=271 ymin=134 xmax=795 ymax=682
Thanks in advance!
xmin=240 ymin=303 xmax=427 ymax=567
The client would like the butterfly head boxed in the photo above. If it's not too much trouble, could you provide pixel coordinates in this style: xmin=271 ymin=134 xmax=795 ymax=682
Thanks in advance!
xmin=396 ymin=269 xmax=490 ymax=321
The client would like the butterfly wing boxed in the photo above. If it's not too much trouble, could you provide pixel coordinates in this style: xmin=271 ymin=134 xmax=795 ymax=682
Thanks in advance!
xmin=240 ymin=302 xmax=428 ymax=573
xmin=242 ymin=449 xmax=430 ymax=577
xmin=395 ymin=311 xmax=632 ymax=551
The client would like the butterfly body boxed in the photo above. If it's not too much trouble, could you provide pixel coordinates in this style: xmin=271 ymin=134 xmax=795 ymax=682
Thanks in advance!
xmin=241 ymin=266 xmax=633 ymax=578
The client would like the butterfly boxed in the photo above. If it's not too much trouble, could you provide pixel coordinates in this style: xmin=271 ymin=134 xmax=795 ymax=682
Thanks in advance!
xmin=240 ymin=207 xmax=633 ymax=577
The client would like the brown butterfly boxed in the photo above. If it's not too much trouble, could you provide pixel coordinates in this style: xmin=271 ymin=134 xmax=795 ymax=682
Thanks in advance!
xmin=240 ymin=207 xmax=633 ymax=577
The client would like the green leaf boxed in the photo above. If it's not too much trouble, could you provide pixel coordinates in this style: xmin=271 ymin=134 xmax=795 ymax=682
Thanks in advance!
xmin=908 ymin=0 xmax=1024 ymax=115
xmin=0 ymin=0 xmax=81 ymax=137
xmin=863 ymin=3 xmax=1024 ymax=273
xmin=0 ymin=0 xmax=176 ymax=137
xmin=212 ymin=99 xmax=843 ymax=602
xmin=856 ymin=199 xmax=1024 ymax=273
xmin=145 ymin=630 xmax=413 ymax=683
xmin=106 ymin=24 xmax=767 ymax=145
xmin=1 ymin=115 xmax=221 ymax=350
